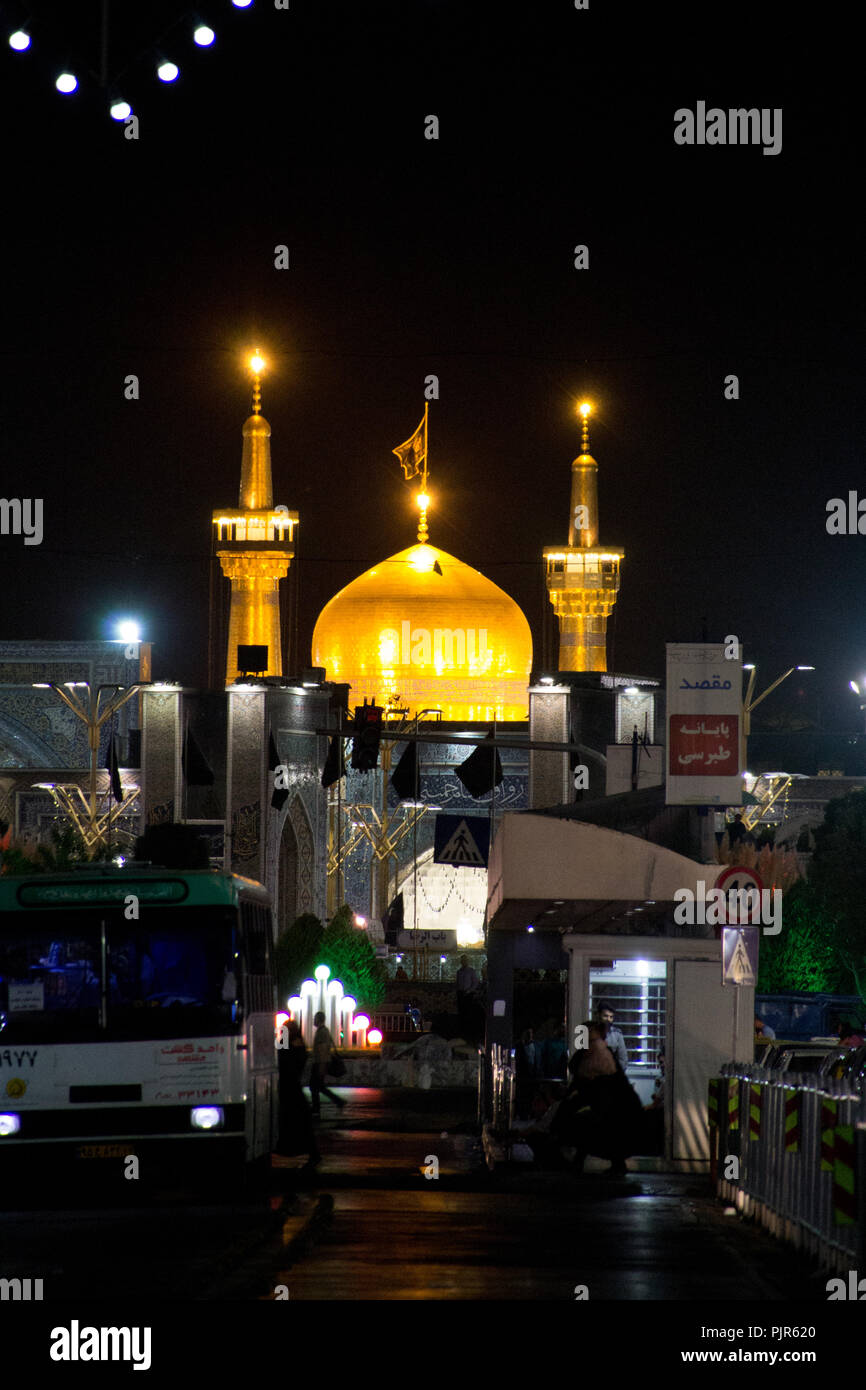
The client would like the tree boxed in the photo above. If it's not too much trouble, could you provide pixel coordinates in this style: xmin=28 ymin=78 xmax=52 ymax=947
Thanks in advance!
xmin=804 ymin=789 xmax=866 ymax=1005
xmin=757 ymin=878 xmax=846 ymax=994
xmin=317 ymin=903 xmax=386 ymax=1010
xmin=274 ymin=912 xmax=324 ymax=1000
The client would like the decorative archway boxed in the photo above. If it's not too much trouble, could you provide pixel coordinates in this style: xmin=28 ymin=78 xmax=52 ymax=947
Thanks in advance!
xmin=276 ymin=794 xmax=315 ymax=936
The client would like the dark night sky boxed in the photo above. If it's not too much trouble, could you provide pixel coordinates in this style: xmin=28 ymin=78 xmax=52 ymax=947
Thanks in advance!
xmin=1 ymin=1 xmax=863 ymax=731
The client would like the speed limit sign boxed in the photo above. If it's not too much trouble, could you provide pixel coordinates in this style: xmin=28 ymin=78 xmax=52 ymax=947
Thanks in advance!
xmin=716 ymin=865 xmax=764 ymax=923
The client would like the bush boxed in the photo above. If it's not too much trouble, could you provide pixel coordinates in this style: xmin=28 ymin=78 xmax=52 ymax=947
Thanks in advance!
xmin=274 ymin=912 xmax=324 ymax=1000
xmin=317 ymin=903 xmax=386 ymax=1010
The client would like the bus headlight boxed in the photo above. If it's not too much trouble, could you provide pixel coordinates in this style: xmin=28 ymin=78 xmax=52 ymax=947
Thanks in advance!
xmin=190 ymin=1106 xmax=224 ymax=1131
xmin=0 ymin=1113 xmax=21 ymax=1136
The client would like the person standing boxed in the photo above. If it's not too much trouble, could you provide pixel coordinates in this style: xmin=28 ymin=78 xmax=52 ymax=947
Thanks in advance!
xmin=276 ymin=1021 xmax=321 ymax=1168
xmin=728 ymin=813 xmax=748 ymax=847
xmin=310 ymin=1010 xmax=346 ymax=1115
xmin=595 ymin=1002 xmax=628 ymax=1070
xmin=455 ymin=954 xmax=480 ymax=1038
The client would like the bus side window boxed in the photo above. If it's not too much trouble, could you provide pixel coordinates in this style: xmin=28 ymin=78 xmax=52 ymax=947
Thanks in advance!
xmin=241 ymin=902 xmax=274 ymax=1013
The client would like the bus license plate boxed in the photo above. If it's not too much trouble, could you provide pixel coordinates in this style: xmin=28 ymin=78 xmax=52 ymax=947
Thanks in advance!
xmin=76 ymin=1144 xmax=133 ymax=1160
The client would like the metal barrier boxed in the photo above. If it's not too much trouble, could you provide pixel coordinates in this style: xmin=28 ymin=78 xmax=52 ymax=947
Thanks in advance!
xmin=713 ymin=1062 xmax=866 ymax=1274
xmin=490 ymin=1044 xmax=516 ymax=1132
xmin=368 ymin=1011 xmax=418 ymax=1035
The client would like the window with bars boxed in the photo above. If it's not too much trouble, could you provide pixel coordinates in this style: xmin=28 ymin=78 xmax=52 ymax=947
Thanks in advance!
xmin=589 ymin=977 xmax=666 ymax=1068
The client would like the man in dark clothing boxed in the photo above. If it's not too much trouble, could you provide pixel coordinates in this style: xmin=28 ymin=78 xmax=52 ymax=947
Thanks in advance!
xmin=556 ymin=1022 xmax=642 ymax=1176
xmin=728 ymin=814 xmax=748 ymax=846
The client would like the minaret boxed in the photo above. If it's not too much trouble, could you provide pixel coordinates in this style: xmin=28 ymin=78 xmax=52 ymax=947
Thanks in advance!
xmin=212 ymin=351 xmax=298 ymax=682
xmin=543 ymin=402 xmax=624 ymax=671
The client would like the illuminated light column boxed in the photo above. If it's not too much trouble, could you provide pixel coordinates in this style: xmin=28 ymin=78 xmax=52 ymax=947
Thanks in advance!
xmin=300 ymin=979 xmax=317 ymax=1044
xmin=213 ymin=351 xmax=299 ymax=683
xmin=543 ymin=402 xmax=625 ymax=672
xmin=314 ymin=964 xmax=330 ymax=1026
xmin=341 ymin=997 xmax=356 ymax=1047
xmin=287 ymin=995 xmax=303 ymax=1031
xmin=354 ymin=1014 xmax=370 ymax=1049
xmin=327 ymin=979 xmax=344 ymax=1040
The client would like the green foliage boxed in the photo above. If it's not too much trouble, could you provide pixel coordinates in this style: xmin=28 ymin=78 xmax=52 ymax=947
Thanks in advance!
xmin=760 ymin=790 xmax=866 ymax=1006
xmin=0 ymin=823 xmax=96 ymax=876
xmin=757 ymin=878 xmax=846 ymax=994
xmin=805 ymin=789 xmax=866 ymax=1005
xmin=274 ymin=912 xmax=324 ymax=1000
xmin=317 ymin=903 xmax=386 ymax=1010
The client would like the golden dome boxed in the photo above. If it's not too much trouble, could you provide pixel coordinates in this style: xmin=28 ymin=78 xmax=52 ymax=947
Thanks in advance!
xmin=312 ymin=542 xmax=533 ymax=721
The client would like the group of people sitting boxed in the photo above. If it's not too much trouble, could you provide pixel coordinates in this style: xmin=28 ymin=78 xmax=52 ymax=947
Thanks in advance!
xmin=511 ymin=1011 xmax=654 ymax=1177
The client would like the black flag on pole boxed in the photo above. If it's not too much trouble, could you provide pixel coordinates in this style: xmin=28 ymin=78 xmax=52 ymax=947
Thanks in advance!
xmin=105 ymin=735 xmax=123 ymax=803
xmin=269 ymin=729 xmax=289 ymax=810
xmin=390 ymin=741 xmax=418 ymax=802
xmin=321 ymin=735 xmax=346 ymax=788
xmin=456 ymin=741 xmax=503 ymax=799
xmin=182 ymin=726 xmax=215 ymax=787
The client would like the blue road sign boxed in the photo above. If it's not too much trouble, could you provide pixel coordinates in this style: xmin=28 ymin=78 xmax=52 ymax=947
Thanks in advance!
xmin=433 ymin=814 xmax=491 ymax=866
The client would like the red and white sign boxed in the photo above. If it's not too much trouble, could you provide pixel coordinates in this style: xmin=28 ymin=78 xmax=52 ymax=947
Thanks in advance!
xmin=716 ymin=865 xmax=764 ymax=922
xmin=666 ymin=643 xmax=743 ymax=806
xmin=669 ymin=716 xmax=739 ymax=776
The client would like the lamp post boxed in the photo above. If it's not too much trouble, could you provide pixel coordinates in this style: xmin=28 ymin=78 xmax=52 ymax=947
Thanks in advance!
xmin=738 ymin=665 xmax=814 ymax=833
xmin=31 ymin=680 xmax=148 ymax=851
xmin=849 ymin=680 xmax=866 ymax=734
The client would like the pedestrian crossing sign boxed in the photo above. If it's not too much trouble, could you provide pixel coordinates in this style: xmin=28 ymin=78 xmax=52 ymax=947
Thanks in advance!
xmin=433 ymin=814 xmax=491 ymax=866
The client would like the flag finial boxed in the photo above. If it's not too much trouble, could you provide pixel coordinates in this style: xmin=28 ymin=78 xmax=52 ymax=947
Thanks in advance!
xmin=578 ymin=400 xmax=591 ymax=453
xmin=392 ymin=402 xmax=430 ymax=541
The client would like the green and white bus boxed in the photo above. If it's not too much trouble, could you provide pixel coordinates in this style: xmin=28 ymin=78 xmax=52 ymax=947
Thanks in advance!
xmin=0 ymin=868 xmax=279 ymax=1188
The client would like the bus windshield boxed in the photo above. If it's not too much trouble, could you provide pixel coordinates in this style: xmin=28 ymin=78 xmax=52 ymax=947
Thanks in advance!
xmin=0 ymin=907 xmax=240 ymax=1043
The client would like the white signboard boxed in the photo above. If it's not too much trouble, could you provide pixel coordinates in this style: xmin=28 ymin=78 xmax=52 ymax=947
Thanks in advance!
xmin=666 ymin=642 xmax=743 ymax=806
xmin=7 ymin=981 xmax=45 ymax=1012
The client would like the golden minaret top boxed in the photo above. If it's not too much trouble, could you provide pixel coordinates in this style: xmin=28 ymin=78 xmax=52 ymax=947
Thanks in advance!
xmin=239 ymin=348 xmax=273 ymax=511
xmin=212 ymin=350 xmax=298 ymax=682
xmin=543 ymin=400 xmax=625 ymax=672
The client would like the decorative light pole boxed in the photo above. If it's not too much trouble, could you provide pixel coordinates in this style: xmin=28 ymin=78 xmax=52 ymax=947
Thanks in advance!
xmin=31 ymin=680 xmax=147 ymax=852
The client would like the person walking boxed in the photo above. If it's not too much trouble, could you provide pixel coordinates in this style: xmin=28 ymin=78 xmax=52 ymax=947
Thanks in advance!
xmin=276 ymin=1021 xmax=321 ymax=1168
xmin=310 ymin=1010 xmax=346 ymax=1115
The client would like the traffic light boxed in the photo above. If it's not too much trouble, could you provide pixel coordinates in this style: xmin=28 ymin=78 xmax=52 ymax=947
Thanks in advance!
xmin=350 ymin=700 xmax=383 ymax=772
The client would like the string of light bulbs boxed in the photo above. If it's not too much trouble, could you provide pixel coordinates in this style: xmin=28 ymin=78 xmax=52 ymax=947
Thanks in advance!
xmin=5 ymin=2 xmax=258 ymax=123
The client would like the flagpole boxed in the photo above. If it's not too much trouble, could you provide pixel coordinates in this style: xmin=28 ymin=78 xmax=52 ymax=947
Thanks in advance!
xmin=423 ymin=400 xmax=428 ymax=495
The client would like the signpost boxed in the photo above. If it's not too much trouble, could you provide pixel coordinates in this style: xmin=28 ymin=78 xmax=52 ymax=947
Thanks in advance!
xmin=433 ymin=814 xmax=491 ymax=867
xmin=666 ymin=642 xmax=743 ymax=806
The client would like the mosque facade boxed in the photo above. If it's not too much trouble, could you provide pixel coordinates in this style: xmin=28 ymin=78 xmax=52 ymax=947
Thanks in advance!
xmin=1 ymin=365 xmax=653 ymax=963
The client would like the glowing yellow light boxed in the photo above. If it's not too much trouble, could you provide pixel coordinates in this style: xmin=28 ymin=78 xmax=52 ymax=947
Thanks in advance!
xmin=368 ymin=1029 xmax=383 ymax=1046
xmin=407 ymin=544 xmax=437 ymax=574
xmin=578 ymin=401 xmax=591 ymax=417
xmin=249 ymin=351 xmax=266 ymax=374
xmin=416 ymin=492 xmax=430 ymax=510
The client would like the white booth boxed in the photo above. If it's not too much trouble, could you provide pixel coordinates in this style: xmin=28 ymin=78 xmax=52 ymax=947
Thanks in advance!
xmin=486 ymin=813 xmax=756 ymax=1169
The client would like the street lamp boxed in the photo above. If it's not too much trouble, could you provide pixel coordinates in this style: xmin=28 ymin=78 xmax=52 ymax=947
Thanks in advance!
xmin=742 ymin=664 xmax=815 ymax=736
xmin=850 ymin=679 xmax=866 ymax=732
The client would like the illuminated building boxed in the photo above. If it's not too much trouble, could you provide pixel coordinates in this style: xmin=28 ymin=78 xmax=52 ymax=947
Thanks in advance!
xmin=544 ymin=403 xmax=624 ymax=672
xmin=312 ymin=540 xmax=532 ymax=723
xmin=212 ymin=353 xmax=298 ymax=683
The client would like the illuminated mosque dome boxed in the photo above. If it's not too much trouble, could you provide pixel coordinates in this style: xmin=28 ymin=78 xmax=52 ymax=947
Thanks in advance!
xmin=312 ymin=541 xmax=533 ymax=721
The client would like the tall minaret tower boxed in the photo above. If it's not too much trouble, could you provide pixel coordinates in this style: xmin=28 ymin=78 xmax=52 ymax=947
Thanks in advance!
xmin=543 ymin=402 xmax=624 ymax=671
xmin=212 ymin=351 xmax=298 ymax=683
